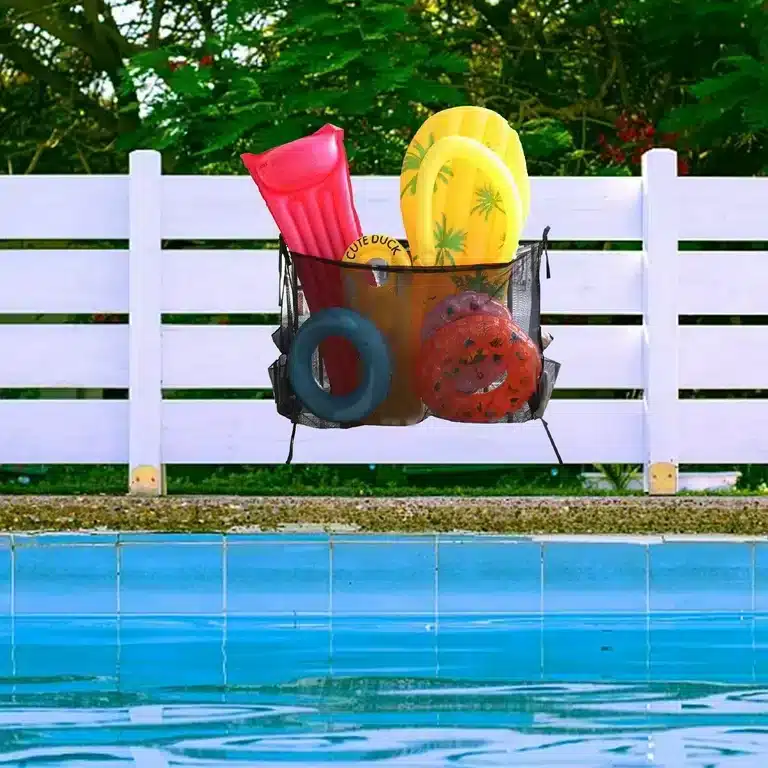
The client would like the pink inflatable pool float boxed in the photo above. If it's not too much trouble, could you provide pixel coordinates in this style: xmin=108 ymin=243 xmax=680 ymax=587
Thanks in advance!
xmin=242 ymin=124 xmax=362 ymax=395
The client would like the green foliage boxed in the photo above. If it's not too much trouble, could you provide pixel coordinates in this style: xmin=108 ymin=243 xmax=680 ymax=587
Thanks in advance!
xmin=653 ymin=0 xmax=768 ymax=174
xmin=0 ymin=463 xmax=589 ymax=496
xmin=3 ymin=0 xmax=768 ymax=176
xmin=592 ymin=463 xmax=642 ymax=492
xmin=119 ymin=0 xmax=468 ymax=173
xmin=520 ymin=119 xmax=575 ymax=160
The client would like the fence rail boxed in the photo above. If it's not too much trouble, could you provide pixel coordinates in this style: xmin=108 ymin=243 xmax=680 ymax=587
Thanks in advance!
xmin=0 ymin=148 xmax=766 ymax=494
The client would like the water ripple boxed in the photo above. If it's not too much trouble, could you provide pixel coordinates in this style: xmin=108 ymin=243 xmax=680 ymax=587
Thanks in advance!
xmin=0 ymin=615 xmax=766 ymax=765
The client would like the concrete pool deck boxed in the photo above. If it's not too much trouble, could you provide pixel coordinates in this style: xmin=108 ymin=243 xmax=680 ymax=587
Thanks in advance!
xmin=1 ymin=494 xmax=768 ymax=534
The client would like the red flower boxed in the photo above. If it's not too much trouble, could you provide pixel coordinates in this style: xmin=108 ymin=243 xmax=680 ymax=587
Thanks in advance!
xmin=599 ymin=141 xmax=616 ymax=161
xmin=614 ymin=150 xmax=626 ymax=164
xmin=598 ymin=133 xmax=607 ymax=145
xmin=93 ymin=314 xmax=106 ymax=323
xmin=643 ymin=125 xmax=656 ymax=138
xmin=618 ymin=127 xmax=638 ymax=142
xmin=199 ymin=55 xmax=214 ymax=67
xmin=678 ymin=157 xmax=690 ymax=175
xmin=168 ymin=59 xmax=187 ymax=72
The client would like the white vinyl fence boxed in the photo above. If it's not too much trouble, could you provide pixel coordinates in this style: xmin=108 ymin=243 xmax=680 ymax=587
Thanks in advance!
xmin=0 ymin=148 xmax=766 ymax=495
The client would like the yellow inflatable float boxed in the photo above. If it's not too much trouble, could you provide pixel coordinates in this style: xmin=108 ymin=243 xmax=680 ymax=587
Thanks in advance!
xmin=411 ymin=135 xmax=523 ymax=266
xmin=400 ymin=105 xmax=530 ymax=267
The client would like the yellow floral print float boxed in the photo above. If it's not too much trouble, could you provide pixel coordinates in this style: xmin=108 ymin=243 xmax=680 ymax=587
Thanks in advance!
xmin=411 ymin=136 xmax=523 ymax=266
xmin=400 ymin=106 xmax=530 ymax=267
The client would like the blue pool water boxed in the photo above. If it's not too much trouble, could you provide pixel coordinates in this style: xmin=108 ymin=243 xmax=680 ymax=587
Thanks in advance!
xmin=2 ymin=533 xmax=768 ymax=766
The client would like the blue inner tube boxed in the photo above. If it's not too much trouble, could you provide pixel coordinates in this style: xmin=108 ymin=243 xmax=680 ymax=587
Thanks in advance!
xmin=287 ymin=308 xmax=391 ymax=423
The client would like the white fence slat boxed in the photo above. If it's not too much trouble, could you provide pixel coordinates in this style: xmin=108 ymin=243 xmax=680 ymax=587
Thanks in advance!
xmin=679 ymin=252 xmax=768 ymax=315
xmin=527 ymin=177 xmax=642 ymax=241
xmin=162 ymin=176 xmax=277 ymax=240
xmin=161 ymin=249 xmax=644 ymax=316
xmin=0 ymin=250 xmax=127 ymax=314
xmin=642 ymin=149 xmax=680 ymax=493
xmin=680 ymin=326 xmax=768 ymax=390
xmin=0 ymin=324 xmax=761 ymax=392
xmin=160 ymin=324 xmax=643 ymax=390
xmin=6 ymin=246 xmax=760 ymax=318
xmin=542 ymin=251 xmax=642 ymax=314
xmin=162 ymin=399 xmax=644 ymax=464
xmin=162 ymin=326 xmax=270 ymax=389
xmin=680 ymin=400 xmax=768 ymax=463
xmin=159 ymin=175 xmax=643 ymax=242
xmin=0 ymin=401 xmax=127 ymax=463
xmin=162 ymin=250 xmax=278 ymax=313
xmin=129 ymin=151 xmax=164 ymax=494
xmin=0 ymin=398 xmax=763 ymax=466
xmin=0 ymin=325 xmax=127 ymax=387
xmin=0 ymin=176 xmax=128 ymax=240
xmin=679 ymin=177 xmax=768 ymax=241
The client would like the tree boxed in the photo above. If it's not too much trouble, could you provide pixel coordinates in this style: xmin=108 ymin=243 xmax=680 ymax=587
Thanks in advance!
xmin=122 ymin=0 xmax=468 ymax=173
xmin=0 ymin=0 xmax=237 ymax=173
xmin=1 ymin=0 xmax=765 ymax=176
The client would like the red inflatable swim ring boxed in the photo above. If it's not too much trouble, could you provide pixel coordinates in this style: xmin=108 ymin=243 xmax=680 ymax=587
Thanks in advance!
xmin=422 ymin=292 xmax=513 ymax=393
xmin=416 ymin=314 xmax=542 ymax=423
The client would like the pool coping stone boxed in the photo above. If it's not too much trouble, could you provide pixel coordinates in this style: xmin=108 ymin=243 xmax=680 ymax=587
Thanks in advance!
xmin=0 ymin=494 xmax=768 ymax=534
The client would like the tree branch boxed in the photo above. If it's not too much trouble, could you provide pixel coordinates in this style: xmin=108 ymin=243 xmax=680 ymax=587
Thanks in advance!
xmin=191 ymin=0 xmax=214 ymax=39
xmin=599 ymin=9 xmax=630 ymax=106
xmin=470 ymin=0 xmax=520 ymax=42
xmin=0 ymin=30 xmax=119 ymax=132
xmin=0 ymin=0 xmax=138 ymax=67
xmin=149 ymin=0 xmax=166 ymax=48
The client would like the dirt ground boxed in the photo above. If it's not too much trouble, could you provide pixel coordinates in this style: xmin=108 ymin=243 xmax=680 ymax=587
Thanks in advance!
xmin=1 ymin=494 xmax=768 ymax=535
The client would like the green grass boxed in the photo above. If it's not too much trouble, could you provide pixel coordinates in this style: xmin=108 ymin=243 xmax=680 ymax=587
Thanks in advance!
xmin=0 ymin=463 xmax=766 ymax=497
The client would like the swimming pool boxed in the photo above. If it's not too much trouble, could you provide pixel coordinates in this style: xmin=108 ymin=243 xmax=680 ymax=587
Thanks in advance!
xmin=1 ymin=532 xmax=767 ymax=766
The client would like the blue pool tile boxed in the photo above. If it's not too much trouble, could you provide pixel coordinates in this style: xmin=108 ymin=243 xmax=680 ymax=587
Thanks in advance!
xmin=13 ymin=533 xmax=117 ymax=546
xmin=650 ymin=542 xmax=752 ymax=612
xmin=0 ymin=619 xmax=12 ymax=682
xmin=119 ymin=542 xmax=223 ymax=614
xmin=119 ymin=533 xmax=224 ymax=544
xmin=332 ymin=540 xmax=435 ymax=615
xmin=228 ymin=533 xmax=331 ymax=544
xmin=651 ymin=614 xmax=754 ymax=682
xmin=437 ymin=540 xmax=541 ymax=613
xmin=437 ymin=615 xmax=541 ymax=681
xmin=226 ymin=540 xmax=330 ymax=614
xmin=119 ymin=617 xmax=225 ymax=694
xmin=0 ymin=539 xmax=11 ymax=617
xmin=751 ymin=617 xmax=768 ymax=682
xmin=543 ymin=543 xmax=647 ymax=613
xmin=15 ymin=544 xmax=117 ymax=615
xmin=11 ymin=618 xmax=118 ymax=693
xmin=750 ymin=543 xmax=768 ymax=612
xmin=543 ymin=615 xmax=648 ymax=681
xmin=332 ymin=534 xmax=436 ymax=543
xmin=226 ymin=616 xmax=331 ymax=686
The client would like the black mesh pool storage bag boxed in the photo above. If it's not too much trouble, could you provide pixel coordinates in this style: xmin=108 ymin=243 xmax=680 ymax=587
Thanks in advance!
xmin=269 ymin=232 xmax=561 ymax=438
xmin=244 ymin=106 xmax=563 ymax=462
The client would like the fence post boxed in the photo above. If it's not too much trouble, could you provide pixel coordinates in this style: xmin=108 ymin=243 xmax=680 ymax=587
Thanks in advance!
xmin=128 ymin=150 xmax=165 ymax=495
xmin=641 ymin=149 xmax=679 ymax=494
